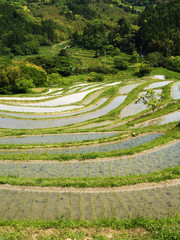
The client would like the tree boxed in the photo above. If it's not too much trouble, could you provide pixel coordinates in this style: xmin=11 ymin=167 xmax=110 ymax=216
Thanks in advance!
xmin=135 ymin=89 xmax=163 ymax=112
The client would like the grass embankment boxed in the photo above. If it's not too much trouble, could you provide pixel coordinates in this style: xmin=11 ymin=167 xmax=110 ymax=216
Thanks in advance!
xmin=0 ymin=216 xmax=179 ymax=240
xmin=0 ymin=167 xmax=179 ymax=188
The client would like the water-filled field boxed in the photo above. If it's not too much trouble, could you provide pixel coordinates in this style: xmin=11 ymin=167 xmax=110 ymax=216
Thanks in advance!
xmin=121 ymin=90 xmax=163 ymax=118
xmin=0 ymin=98 xmax=108 ymax=119
xmin=0 ymin=132 xmax=119 ymax=145
xmin=171 ymin=82 xmax=180 ymax=100
xmin=0 ymin=141 xmax=179 ymax=178
xmin=0 ymin=183 xmax=179 ymax=220
xmin=0 ymin=96 xmax=127 ymax=129
xmin=134 ymin=111 xmax=180 ymax=128
xmin=144 ymin=81 xmax=172 ymax=89
xmin=0 ymin=77 xmax=179 ymax=223
xmin=0 ymin=133 xmax=162 ymax=155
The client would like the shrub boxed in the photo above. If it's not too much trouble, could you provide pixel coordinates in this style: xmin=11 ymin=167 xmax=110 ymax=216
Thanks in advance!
xmin=136 ymin=63 xmax=152 ymax=77
xmin=165 ymin=56 xmax=180 ymax=72
xmin=87 ymin=72 xmax=105 ymax=82
xmin=48 ymin=73 xmax=72 ymax=86
xmin=114 ymin=56 xmax=128 ymax=70
xmin=13 ymin=77 xmax=35 ymax=93
xmin=146 ymin=52 xmax=165 ymax=67
xmin=20 ymin=63 xmax=48 ymax=87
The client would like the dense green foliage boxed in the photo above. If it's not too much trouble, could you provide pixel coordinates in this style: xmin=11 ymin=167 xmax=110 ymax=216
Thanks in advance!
xmin=0 ymin=0 xmax=179 ymax=94
xmin=0 ymin=63 xmax=47 ymax=94
xmin=136 ymin=0 xmax=180 ymax=56
xmin=0 ymin=2 xmax=56 ymax=57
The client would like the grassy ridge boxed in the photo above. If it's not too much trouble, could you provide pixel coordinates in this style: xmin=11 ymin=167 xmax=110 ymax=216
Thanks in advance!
xmin=0 ymin=167 xmax=179 ymax=188
xmin=0 ymin=216 xmax=179 ymax=240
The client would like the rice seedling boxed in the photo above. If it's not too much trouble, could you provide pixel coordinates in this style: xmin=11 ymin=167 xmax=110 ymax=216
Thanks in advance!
xmin=69 ymin=192 xmax=72 ymax=219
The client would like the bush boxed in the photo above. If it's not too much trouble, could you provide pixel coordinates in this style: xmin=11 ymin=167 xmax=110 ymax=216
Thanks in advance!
xmin=13 ymin=77 xmax=35 ymax=93
xmin=0 ymin=66 xmax=20 ymax=94
xmin=130 ymin=51 xmax=140 ymax=63
xmin=146 ymin=52 xmax=165 ymax=67
xmin=111 ymin=48 xmax=121 ymax=57
xmin=48 ymin=73 xmax=72 ymax=86
xmin=87 ymin=72 xmax=105 ymax=82
xmin=20 ymin=64 xmax=48 ymax=87
xmin=136 ymin=63 xmax=152 ymax=77
xmin=165 ymin=56 xmax=180 ymax=72
xmin=114 ymin=56 xmax=128 ymax=70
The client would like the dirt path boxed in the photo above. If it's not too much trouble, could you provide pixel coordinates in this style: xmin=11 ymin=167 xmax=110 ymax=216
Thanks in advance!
xmin=0 ymin=178 xmax=179 ymax=193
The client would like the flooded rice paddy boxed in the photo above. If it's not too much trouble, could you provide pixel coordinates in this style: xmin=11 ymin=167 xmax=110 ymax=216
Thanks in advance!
xmin=119 ymin=83 xmax=141 ymax=94
xmin=144 ymin=81 xmax=172 ymax=89
xmin=134 ymin=111 xmax=180 ymax=128
xmin=153 ymin=75 xmax=166 ymax=80
xmin=0 ymin=132 xmax=119 ymax=145
xmin=16 ymin=88 xmax=102 ymax=106
xmin=171 ymin=82 xmax=180 ymax=100
xmin=0 ymin=79 xmax=179 ymax=222
xmin=0 ymin=104 xmax=83 ymax=113
xmin=0 ymin=96 xmax=127 ymax=129
xmin=121 ymin=90 xmax=162 ymax=118
xmin=0 ymin=183 xmax=179 ymax=220
xmin=0 ymin=133 xmax=162 ymax=156
xmin=0 ymin=141 xmax=179 ymax=178
xmin=0 ymin=98 xmax=108 ymax=119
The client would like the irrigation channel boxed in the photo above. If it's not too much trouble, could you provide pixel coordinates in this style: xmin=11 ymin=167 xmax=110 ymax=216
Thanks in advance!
xmin=0 ymin=78 xmax=179 ymax=221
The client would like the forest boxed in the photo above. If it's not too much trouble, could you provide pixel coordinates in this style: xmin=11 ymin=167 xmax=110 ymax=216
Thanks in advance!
xmin=0 ymin=0 xmax=179 ymax=94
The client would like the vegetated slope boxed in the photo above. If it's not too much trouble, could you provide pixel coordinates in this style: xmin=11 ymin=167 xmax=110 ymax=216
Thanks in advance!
xmin=0 ymin=0 xmax=133 ymax=57
xmin=136 ymin=0 xmax=180 ymax=56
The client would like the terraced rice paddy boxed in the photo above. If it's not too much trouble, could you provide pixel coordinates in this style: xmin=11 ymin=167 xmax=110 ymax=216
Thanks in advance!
xmin=0 ymin=133 xmax=163 ymax=156
xmin=0 ymin=181 xmax=179 ymax=220
xmin=144 ymin=81 xmax=172 ymax=89
xmin=0 ymin=141 xmax=179 ymax=178
xmin=0 ymin=98 xmax=108 ymax=118
xmin=134 ymin=111 xmax=180 ymax=128
xmin=0 ymin=96 xmax=127 ymax=129
xmin=120 ymin=89 xmax=163 ymax=118
xmin=0 ymin=132 xmax=119 ymax=145
xmin=172 ymin=82 xmax=180 ymax=100
xmin=0 ymin=77 xmax=179 ymax=222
